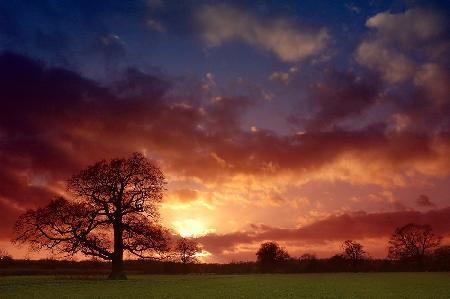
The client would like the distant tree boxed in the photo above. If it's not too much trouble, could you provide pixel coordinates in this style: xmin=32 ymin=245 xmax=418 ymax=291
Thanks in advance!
xmin=175 ymin=237 xmax=202 ymax=265
xmin=0 ymin=249 xmax=12 ymax=262
xmin=432 ymin=245 xmax=450 ymax=271
xmin=298 ymin=253 xmax=318 ymax=272
xmin=342 ymin=240 xmax=366 ymax=270
xmin=327 ymin=254 xmax=347 ymax=271
xmin=256 ymin=241 xmax=290 ymax=272
xmin=388 ymin=223 xmax=441 ymax=269
xmin=299 ymin=253 xmax=317 ymax=261
xmin=14 ymin=153 xmax=170 ymax=279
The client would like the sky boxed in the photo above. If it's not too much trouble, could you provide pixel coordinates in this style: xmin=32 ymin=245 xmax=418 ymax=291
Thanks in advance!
xmin=0 ymin=0 xmax=449 ymax=262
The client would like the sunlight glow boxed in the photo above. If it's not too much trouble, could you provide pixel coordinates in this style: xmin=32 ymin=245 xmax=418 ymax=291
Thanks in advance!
xmin=173 ymin=218 xmax=215 ymax=237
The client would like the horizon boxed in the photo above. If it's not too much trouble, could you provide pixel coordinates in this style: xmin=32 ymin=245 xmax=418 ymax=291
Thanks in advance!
xmin=0 ymin=0 xmax=450 ymax=264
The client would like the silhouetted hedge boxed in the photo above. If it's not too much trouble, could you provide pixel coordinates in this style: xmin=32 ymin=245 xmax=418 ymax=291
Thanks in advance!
xmin=1 ymin=251 xmax=449 ymax=276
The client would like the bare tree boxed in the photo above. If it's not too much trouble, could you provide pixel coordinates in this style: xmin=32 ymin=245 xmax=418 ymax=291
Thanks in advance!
xmin=175 ymin=237 xmax=201 ymax=265
xmin=342 ymin=240 xmax=366 ymax=270
xmin=388 ymin=223 xmax=441 ymax=269
xmin=14 ymin=153 xmax=169 ymax=279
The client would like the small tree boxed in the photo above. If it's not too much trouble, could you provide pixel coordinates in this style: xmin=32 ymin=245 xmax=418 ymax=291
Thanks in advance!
xmin=14 ymin=153 xmax=169 ymax=279
xmin=175 ymin=237 xmax=202 ymax=265
xmin=342 ymin=240 xmax=366 ymax=271
xmin=299 ymin=253 xmax=317 ymax=261
xmin=0 ymin=249 xmax=12 ymax=262
xmin=256 ymin=241 xmax=289 ymax=272
xmin=388 ymin=223 xmax=441 ymax=270
xmin=298 ymin=253 xmax=317 ymax=272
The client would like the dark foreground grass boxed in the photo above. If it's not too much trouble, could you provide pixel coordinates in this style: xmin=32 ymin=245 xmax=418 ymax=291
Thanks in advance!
xmin=1 ymin=273 xmax=449 ymax=299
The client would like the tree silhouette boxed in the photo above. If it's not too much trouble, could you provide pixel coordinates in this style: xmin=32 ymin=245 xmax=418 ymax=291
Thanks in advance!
xmin=388 ymin=223 xmax=441 ymax=270
xmin=256 ymin=241 xmax=289 ymax=272
xmin=14 ymin=153 xmax=169 ymax=279
xmin=175 ymin=237 xmax=202 ymax=265
xmin=341 ymin=240 xmax=366 ymax=270
xmin=432 ymin=246 xmax=450 ymax=271
xmin=0 ymin=249 xmax=12 ymax=262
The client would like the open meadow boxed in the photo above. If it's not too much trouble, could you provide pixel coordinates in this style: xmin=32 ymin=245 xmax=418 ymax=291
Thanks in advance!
xmin=1 ymin=273 xmax=449 ymax=299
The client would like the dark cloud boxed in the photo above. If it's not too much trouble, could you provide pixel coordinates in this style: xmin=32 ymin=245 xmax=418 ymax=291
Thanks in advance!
xmin=0 ymin=0 xmax=158 ymax=76
xmin=416 ymin=194 xmax=436 ymax=208
xmin=292 ymin=70 xmax=380 ymax=131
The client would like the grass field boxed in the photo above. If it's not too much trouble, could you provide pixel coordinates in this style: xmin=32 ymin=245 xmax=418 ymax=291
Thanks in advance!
xmin=1 ymin=273 xmax=449 ymax=298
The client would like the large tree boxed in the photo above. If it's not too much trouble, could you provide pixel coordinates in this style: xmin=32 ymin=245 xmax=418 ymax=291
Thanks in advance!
xmin=388 ymin=223 xmax=441 ymax=269
xmin=14 ymin=153 xmax=169 ymax=279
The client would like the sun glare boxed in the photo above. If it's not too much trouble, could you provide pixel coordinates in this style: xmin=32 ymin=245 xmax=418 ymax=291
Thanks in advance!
xmin=173 ymin=218 xmax=214 ymax=237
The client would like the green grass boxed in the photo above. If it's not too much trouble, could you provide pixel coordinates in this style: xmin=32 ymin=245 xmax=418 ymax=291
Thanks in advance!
xmin=0 ymin=273 xmax=449 ymax=298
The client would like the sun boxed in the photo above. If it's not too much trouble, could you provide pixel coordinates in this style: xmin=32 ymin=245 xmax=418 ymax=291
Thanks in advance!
xmin=173 ymin=218 xmax=214 ymax=237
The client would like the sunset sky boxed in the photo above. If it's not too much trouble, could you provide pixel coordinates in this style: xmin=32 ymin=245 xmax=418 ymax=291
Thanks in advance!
xmin=0 ymin=0 xmax=449 ymax=262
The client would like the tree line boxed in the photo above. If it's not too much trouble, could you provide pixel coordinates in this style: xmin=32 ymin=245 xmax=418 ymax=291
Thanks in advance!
xmin=254 ymin=222 xmax=448 ymax=273
xmin=7 ymin=153 xmax=450 ymax=279
xmin=2 ymin=224 xmax=449 ymax=275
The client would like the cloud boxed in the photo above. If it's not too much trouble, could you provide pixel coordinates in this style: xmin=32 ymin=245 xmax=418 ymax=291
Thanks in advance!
xmin=356 ymin=40 xmax=416 ymax=83
xmin=269 ymin=66 xmax=298 ymax=86
xmin=198 ymin=207 xmax=450 ymax=259
xmin=171 ymin=189 xmax=199 ymax=203
xmin=356 ymin=8 xmax=448 ymax=85
xmin=147 ymin=19 xmax=166 ymax=33
xmin=355 ymin=7 xmax=450 ymax=132
xmin=197 ymin=4 xmax=329 ymax=62
xmin=0 ymin=199 xmax=21 ymax=239
xmin=366 ymin=8 xmax=446 ymax=47
xmin=414 ymin=63 xmax=450 ymax=107
xmin=299 ymin=70 xmax=380 ymax=131
xmin=416 ymin=194 xmax=436 ymax=208
xmin=1 ymin=51 xmax=450 ymax=245
xmin=95 ymin=33 xmax=127 ymax=65
xmin=1 ymin=53 xmax=450 ymax=188
xmin=345 ymin=3 xmax=361 ymax=14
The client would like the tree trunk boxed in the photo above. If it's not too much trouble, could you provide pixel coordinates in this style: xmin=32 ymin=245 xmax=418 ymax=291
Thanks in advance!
xmin=416 ymin=255 xmax=425 ymax=272
xmin=108 ymin=222 xmax=126 ymax=280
